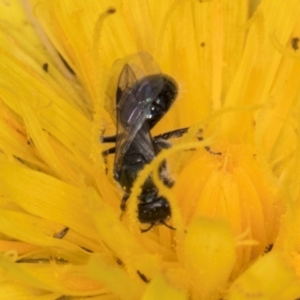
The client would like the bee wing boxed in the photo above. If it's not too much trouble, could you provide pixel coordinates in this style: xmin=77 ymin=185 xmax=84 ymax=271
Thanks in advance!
xmin=131 ymin=125 xmax=156 ymax=162
xmin=104 ymin=51 xmax=162 ymax=124
xmin=116 ymin=121 xmax=156 ymax=174
xmin=125 ymin=51 xmax=161 ymax=79
xmin=114 ymin=64 xmax=163 ymax=174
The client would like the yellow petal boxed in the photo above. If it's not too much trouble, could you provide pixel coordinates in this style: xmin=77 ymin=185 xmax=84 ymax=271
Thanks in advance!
xmin=184 ymin=218 xmax=236 ymax=299
xmin=142 ymin=274 xmax=187 ymax=300
xmin=228 ymin=251 xmax=300 ymax=300
xmin=175 ymin=143 xmax=281 ymax=266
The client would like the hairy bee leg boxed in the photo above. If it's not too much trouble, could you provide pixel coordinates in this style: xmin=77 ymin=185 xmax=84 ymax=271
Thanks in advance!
xmin=154 ymin=127 xmax=189 ymax=140
xmin=204 ymin=146 xmax=222 ymax=155
xmin=153 ymin=126 xmax=190 ymax=152
xmin=101 ymin=127 xmax=189 ymax=157
xmin=197 ymin=131 xmax=222 ymax=155
xmin=101 ymin=135 xmax=116 ymax=173
xmin=101 ymin=126 xmax=189 ymax=150
xmin=120 ymin=194 xmax=129 ymax=211
xmin=153 ymin=138 xmax=171 ymax=150
xmin=53 ymin=227 xmax=69 ymax=239
xmin=152 ymin=129 xmax=184 ymax=195
xmin=102 ymin=146 xmax=116 ymax=156
xmin=101 ymin=135 xmax=116 ymax=143
xmin=101 ymin=146 xmax=116 ymax=174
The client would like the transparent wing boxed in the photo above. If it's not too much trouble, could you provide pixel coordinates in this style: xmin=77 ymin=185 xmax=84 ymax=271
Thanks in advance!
xmin=104 ymin=51 xmax=162 ymax=124
xmin=114 ymin=64 xmax=164 ymax=174
xmin=114 ymin=122 xmax=156 ymax=176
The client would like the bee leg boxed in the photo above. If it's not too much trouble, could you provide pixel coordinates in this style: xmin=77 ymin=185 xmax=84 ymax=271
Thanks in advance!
xmin=153 ymin=126 xmax=189 ymax=152
xmin=204 ymin=146 xmax=222 ymax=155
xmin=197 ymin=133 xmax=222 ymax=155
xmin=196 ymin=129 xmax=222 ymax=155
xmin=101 ymin=147 xmax=116 ymax=174
xmin=120 ymin=194 xmax=129 ymax=211
xmin=101 ymin=135 xmax=116 ymax=161
xmin=153 ymin=138 xmax=171 ymax=151
xmin=153 ymin=127 xmax=189 ymax=140
xmin=102 ymin=146 xmax=116 ymax=156
xmin=101 ymin=135 xmax=117 ymax=143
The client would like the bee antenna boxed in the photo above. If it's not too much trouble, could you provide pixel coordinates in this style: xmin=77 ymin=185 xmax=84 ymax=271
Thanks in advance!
xmin=141 ymin=223 xmax=155 ymax=233
xmin=161 ymin=221 xmax=176 ymax=230
xmin=141 ymin=222 xmax=176 ymax=233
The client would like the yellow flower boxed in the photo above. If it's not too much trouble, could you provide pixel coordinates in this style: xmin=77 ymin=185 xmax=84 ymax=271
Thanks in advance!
xmin=0 ymin=0 xmax=300 ymax=299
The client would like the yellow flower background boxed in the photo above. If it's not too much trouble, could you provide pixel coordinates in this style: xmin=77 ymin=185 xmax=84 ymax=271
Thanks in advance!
xmin=0 ymin=0 xmax=300 ymax=299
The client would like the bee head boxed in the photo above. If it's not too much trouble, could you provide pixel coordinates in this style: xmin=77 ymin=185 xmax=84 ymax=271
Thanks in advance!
xmin=137 ymin=195 xmax=171 ymax=228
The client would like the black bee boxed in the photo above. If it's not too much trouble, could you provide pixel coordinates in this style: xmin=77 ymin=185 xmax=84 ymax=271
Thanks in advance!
xmin=102 ymin=52 xmax=187 ymax=232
